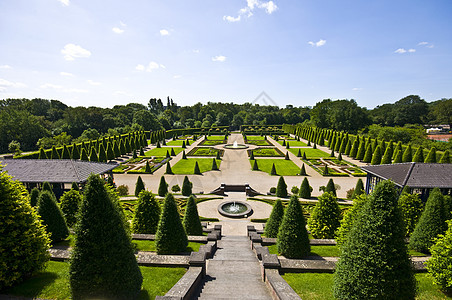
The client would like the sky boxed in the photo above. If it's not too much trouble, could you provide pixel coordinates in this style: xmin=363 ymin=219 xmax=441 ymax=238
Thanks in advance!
xmin=0 ymin=0 xmax=451 ymax=109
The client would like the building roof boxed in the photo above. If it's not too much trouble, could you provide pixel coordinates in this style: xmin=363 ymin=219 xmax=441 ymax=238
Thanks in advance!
xmin=361 ymin=163 xmax=452 ymax=189
xmin=0 ymin=159 xmax=118 ymax=184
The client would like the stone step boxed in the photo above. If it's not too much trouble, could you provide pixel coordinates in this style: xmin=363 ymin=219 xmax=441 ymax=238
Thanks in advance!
xmin=198 ymin=293 xmax=272 ymax=300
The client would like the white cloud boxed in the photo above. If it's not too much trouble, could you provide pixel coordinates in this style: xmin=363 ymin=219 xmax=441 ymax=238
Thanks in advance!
xmin=112 ymin=27 xmax=124 ymax=34
xmin=0 ymin=78 xmax=26 ymax=88
xmin=0 ymin=65 xmax=12 ymax=69
xmin=418 ymin=42 xmax=428 ymax=46
xmin=60 ymin=72 xmax=74 ymax=77
xmin=136 ymin=62 xmax=165 ymax=72
xmin=394 ymin=48 xmax=407 ymax=54
xmin=212 ymin=55 xmax=226 ymax=62
xmin=193 ymin=49 xmax=200 ymax=53
xmin=427 ymin=44 xmax=434 ymax=48
xmin=87 ymin=80 xmax=101 ymax=86
xmin=308 ymin=39 xmax=326 ymax=47
xmin=40 ymin=83 xmax=62 ymax=89
xmin=57 ymin=0 xmax=70 ymax=6
xmin=223 ymin=15 xmax=241 ymax=22
xmin=223 ymin=0 xmax=277 ymax=22
xmin=352 ymin=87 xmax=363 ymax=91
xmin=173 ymin=75 xmax=182 ymax=79
xmin=120 ymin=21 xmax=127 ymax=27
xmin=160 ymin=29 xmax=169 ymax=36
xmin=418 ymin=41 xmax=434 ymax=48
xmin=61 ymin=44 xmax=91 ymax=61
xmin=408 ymin=49 xmax=416 ymax=53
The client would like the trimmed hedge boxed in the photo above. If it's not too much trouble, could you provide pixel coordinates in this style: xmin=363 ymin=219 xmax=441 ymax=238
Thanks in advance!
xmin=183 ymin=195 xmax=203 ymax=236
xmin=132 ymin=190 xmax=161 ymax=234
xmin=37 ymin=191 xmax=69 ymax=243
xmin=264 ymin=199 xmax=285 ymax=238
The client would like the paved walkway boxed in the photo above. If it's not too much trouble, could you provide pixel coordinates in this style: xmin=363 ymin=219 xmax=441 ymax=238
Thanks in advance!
xmin=197 ymin=235 xmax=273 ymax=300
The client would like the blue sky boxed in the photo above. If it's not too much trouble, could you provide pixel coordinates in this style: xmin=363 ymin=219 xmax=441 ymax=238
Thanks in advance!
xmin=0 ymin=0 xmax=451 ymax=109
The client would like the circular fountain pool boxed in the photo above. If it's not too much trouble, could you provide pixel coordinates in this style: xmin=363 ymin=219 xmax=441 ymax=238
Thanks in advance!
xmin=218 ymin=201 xmax=253 ymax=218
xmin=224 ymin=141 xmax=248 ymax=149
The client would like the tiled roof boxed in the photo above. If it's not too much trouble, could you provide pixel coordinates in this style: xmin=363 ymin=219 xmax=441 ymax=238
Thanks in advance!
xmin=0 ymin=159 xmax=118 ymax=183
xmin=361 ymin=162 xmax=452 ymax=189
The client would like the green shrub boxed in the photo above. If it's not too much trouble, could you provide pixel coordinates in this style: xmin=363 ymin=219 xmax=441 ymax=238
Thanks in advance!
xmin=182 ymin=176 xmax=193 ymax=196
xmin=172 ymin=184 xmax=181 ymax=192
xmin=37 ymin=191 xmax=69 ymax=243
xmin=277 ymin=195 xmax=310 ymax=258
xmin=398 ymin=192 xmax=424 ymax=236
xmin=80 ymin=148 xmax=89 ymax=161
xmin=291 ymin=186 xmax=299 ymax=195
xmin=0 ymin=167 xmax=50 ymax=290
xmin=336 ymin=194 xmax=367 ymax=248
xmin=409 ymin=188 xmax=448 ymax=253
xmin=439 ymin=150 xmax=450 ymax=163
xmin=297 ymin=149 xmax=301 ymax=157
xmin=276 ymin=176 xmax=288 ymax=198
xmin=284 ymin=151 xmax=290 ymax=160
xmin=116 ymin=184 xmax=128 ymax=196
xmin=211 ymin=158 xmax=219 ymax=170
xmin=155 ymin=193 xmax=188 ymax=254
xmin=333 ymin=180 xmax=416 ymax=300
xmin=69 ymin=174 xmax=142 ymax=299
xmin=165 ymin=161 xmax=173 ymax=174
xmin=402 ymin=144 xmax=412 ymax=162
xmin=381 ymin=146 xmax=392 ymax=164
xmin=193 ymin=161 xmax=201 ymax=174
xmin=71 ymin=182 xmax=80 ymax=191
xmin=370 ymin=145 xmax=382 ymax=165
xmin=89 ymin=146 xmax=98 ymax=162
xmin=269 ymin=187 xmax=276 ymax=194
xmin=182 ymin=150 xmax=187 ymax=159
xmin=145 ymin=160 xmax=152 ymax=173
xmin=426 ymin=220 xmax=452 ymax=291
xmin=355 ymin=140 xmax=365 ymax=160
xmin=412 ymin=146 xmax=424 ymax=163
xmin=424 ymin=147 xmax=437 ymax=163
xmin=183 ymin=195 xmax=203 ymax=236
xmin=39 ymin=147 xmax=47 ymax=159
xmin=299 ymin=177 xmax=311 ymax=199
xmin=132 ymin=190 xmax=161 ymax=234
xmin=59 ymin=189 xmax=82 ymax=228
xmin=41 ymin=181 xmax=55 ymax=198
xmin=393 ymin=149 xmax=402 ymax=163
xmin=51 ymin=145 xmax=60 ymax=159
xmin=264 ymin=199 xmax=284 ymax=238
xmin=325 ymin=179 xmax=336 ymax=197
xmin=270 ymin=163 xmax=277 ymax=175
xmin=308 ymin=192 xmax=341 ymax=239
xmin=30 ymin=187 xmax=40 ymax=207
xmin=252 ymin=159 xmax=258 ymax=170
xmin=362 ymin=144 xmax=372 ymax=163
xmin=299 ymin=164 xmax=307 ymax=175
xmin=158 ymin=176 xmax=168 ymax=197
xmin=135 ymin=176 xmax=145 ymax=197
xmin=351 ymin=179 xmax=364 ymax=199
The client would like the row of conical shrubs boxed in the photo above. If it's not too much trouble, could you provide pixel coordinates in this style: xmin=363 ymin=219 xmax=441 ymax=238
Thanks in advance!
xmin=286 ymin=123 xmax=451 ymax=164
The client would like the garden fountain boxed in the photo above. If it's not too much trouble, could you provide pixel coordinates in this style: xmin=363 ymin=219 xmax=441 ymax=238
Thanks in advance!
xmin=218 ymin=200 xmax=252 ymax=218
xmin=224 ymin=140 xmax=248 ymax=150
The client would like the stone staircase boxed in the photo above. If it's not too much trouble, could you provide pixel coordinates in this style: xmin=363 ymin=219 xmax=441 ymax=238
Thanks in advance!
xmin=197 ymin=236 xmax=273 ymax=300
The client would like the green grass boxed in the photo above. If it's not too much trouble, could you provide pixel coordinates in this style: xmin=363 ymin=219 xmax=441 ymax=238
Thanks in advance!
xmin=278 ymin=140 xmax=307 ymax=147
xmin=187 ymin=147 xmax=221 ymax=156
xmin=267 ymin=244 xmax=340 ymax=257
xmin=282 ymin=272 xmax=451 ymax=300
xmin=245 ymin=135 xmax=266 ymax=140
xmin=199 ymin=139 xmax=226 ymax=146
xmin=250 ymin=159 xmax=300 ymax=176
xmin=4 ymin=261 xmax=186 ymax=300
xmin=205 ymin=135 xmax=227 ymax=140
xmin=171 ymin=158 xmax=221 ymax=174
xmin=289 ymin=148 xmax=330 ymax=158
xmin=145 ymin=147 xmax=183 ymax=156
xmin=250 ymin=148 xmax=284 ymax=157
xmin=246 ymin=140 xmax=272 ymax=146
xmin=133 ymin=240 xmax=203 ymax=253
xmin=166 ymin=140 xmax=186 ymax=146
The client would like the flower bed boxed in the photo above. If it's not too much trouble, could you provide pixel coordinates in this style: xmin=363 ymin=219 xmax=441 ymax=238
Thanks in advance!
xmin=303 ymin=158 xmax=364 ymax=177
xmin=187 ymin=147 xmax=224 ymax=157
xmin=248 ymin=147 xmax=284 ymax=157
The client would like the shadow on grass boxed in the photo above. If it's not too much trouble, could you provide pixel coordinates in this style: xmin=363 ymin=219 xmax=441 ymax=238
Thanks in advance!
xmin=5 ymin=271 xmax=59 ymax=298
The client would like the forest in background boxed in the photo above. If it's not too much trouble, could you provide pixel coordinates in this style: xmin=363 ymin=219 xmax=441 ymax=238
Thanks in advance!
xmin=0 ymin=95 xmax=451 ymax=154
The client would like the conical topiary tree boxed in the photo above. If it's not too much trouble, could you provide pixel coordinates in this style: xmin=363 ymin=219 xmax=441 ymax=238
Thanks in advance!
xmin=89 ymin=146 xmax=98 ymax=162
xmin=106 ymin=143 xmax=115 ymax=161
xmin=439 ymin=150 xmax=450 ymax=163
xmin=39 ymin=147 xmax=47 ymax=159
xmin=424 ymin=147 xmax=437 ymax=163
xmin=71 ymin=144 xmax=80 ymax=160
xmin=302 ymin=152 xmax=307 ymax=160
xmin=370 ymin=145 xmax=382 ymax=165
xmin=308 ymin=192 xmax=341 ymax=239
xmin=277 ymin=195 xmax=310 ymax=258
xmin=37 ymin=191 xmax=69 ymax=243
xmin=330 ymin=149 xmax=335 ymax=157
xmin=398 ymin=192 xmax=424 ymax=237
xmin=381 ymin=146 xmax=392 ymax=164
xmin=337 ymin=152 xmax=343 ymax=161
xmin=166 ymin=150 xmax=170 ymax=159
xmin=335 ymin=194 xmax=367 ymax=248
xmin=41 ymin=181 xmax=55 ymax=199
xmin=183 ymin=195 xmax=203 ymax=236
xmin=181 ymin=140 xmax=186 ymax=148
xmin=285 ymin=151 xmax=290 ymax=160
xmin=363 ymin=144 xmax=373 ymax=163
xmin=0 ymin=167 xmax=50 ymax=290
xmin=30 ymin=187 xmax=40 ymax=207
xmin=325 ymin=178 xmax=336 ymax=197
xmin=402 ymin=144 xmax=412 ymax=162
xmin=276 ymin=176 xmax=288 ymax=198
xmin=252 ymin=159 xmax=259 ymax=170
xmin=80 ymin=148 xmax=89 ymax=161
xmin=264 ymin=199 xmax=284 ymax=238
xmin=299 ymin=177 xmax=311 ymax=199
xmin=165 ymin=161 xmax=173 ymax=174
xmin=412 ymin=146 xmax=424 ymax=163
xmin=351 ymin=179 xmax=364 ymax=199
xmin=182 ymin=176 xmax=193 ymax=196
xmin=51 ymin=146 xmax=60 ymax=159
xmin=145 ymin=160 xmax=152 ymax=173
xmin=323 ymin=165 xmax=329 ymax=175
xmin=356 ymin=140 xmax=366 ymax=161
xmin=155 ymin=193 xmax=188 ymax=254
xmin=211 ymin=158 xmax=218 ymax=170
xmin=182 ymin=150 xmax=187 ymax=159
xmin=297 ymin=149 xmax=301 ymax=157
xmin=270 ymin=163 xmax=277 ymax=175
xmin=193 ymin=161 xmax=201 ymax=175
xmin=393 ymin=149 xmax=402 ymax=163
xmin=135 ymin=176 xmax=145 ymax=197
xmin=59 ymin=189 xmax=82 ymax=228
xmin=426 ymin=220 xmax=452 ymax=291
xmin=158 ymin=176 xmax=168 ymax=197
xmin=62 ymin=145 xmax=71 ymax=159
xmin=299 ymin=164 xmax=307 ymax=176
xmin=132 ymin=190 xmax=161 ymax=234
xmin=409 ymin=188 xmax=447 ymax=253
xmin=98 ymin=144 xmax=107 ymax=162
xmin=249 ymin=151 xmax=255 ymax=160
xmin=333 ymin=180 xmax=416 ymax=300
xmin=69 ymin=174 xmax=142 ymax=299
xmin=171 ymin=148 xmax=176 ymax=156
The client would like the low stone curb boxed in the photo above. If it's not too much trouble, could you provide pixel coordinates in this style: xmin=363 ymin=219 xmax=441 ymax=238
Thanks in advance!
xmin=132 ymin=233 xmax=208 ymax=243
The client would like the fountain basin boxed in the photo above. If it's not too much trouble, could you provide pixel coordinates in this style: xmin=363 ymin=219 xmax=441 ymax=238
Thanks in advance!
xmin=224 ymin=141 xmax=248 ymax=149
xmin=218 ymin=201 xmax=253 ymax=218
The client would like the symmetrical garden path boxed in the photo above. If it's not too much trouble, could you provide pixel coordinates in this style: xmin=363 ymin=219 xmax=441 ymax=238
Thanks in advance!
xmin=197 ymin=235 xmax=273 ymax=300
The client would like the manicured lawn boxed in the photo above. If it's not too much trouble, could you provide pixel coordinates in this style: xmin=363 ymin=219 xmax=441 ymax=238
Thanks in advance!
xmin=246 ymin=140 xmax=272 ymax=146
xmin=166 ymin=140 xmax=189 ymax=146
xmin=145 ymin=147 xmax=183 ymax=156
xmin=133 ymin=240 xmax=203 ymax=253
xmin=246 ymin=135 xmax=266 ymax=140
xmin=250 ymin=148 xmax=284 ymax=157
xmin=4 ymin=261 xmax=186 ymax=300
xmin=250 ymin=159 xmax=300 ymax=176
xmin=289 ymin=148 xmax=330 ymax=158
xmin=268 ymin=244 xmax=340 ymax=257
xmin=187 ymin=147 xmax=222 ymax=157
xmin=278 ymin=140 xmax=307 ymax=147
xmin=171 ymin=158 xmax=221 ymax=174
xmin=282 ymin=272 xmax=451 ymax=300
xmin=205 ymin=135 xmax=227 ymax=140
